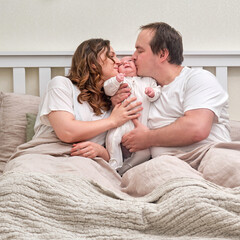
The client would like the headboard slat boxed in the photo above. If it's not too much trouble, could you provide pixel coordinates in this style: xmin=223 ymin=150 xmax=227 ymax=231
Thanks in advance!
xmin=216 ymin=67 xmax=228 ymax=91
xmin=39 ymin=68 xmax=51 ymax=97
xmin=13 ymin=68 xmax=26 ymax=94
xmin=64 ymin=68 xmax=70 ymax=76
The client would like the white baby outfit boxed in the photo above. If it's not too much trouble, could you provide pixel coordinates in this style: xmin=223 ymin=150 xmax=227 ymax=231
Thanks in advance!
xmin=104 ymin=76 xmax=161 ymax=173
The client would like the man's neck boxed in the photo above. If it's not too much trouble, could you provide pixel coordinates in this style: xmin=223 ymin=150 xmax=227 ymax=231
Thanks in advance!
xmin=155 ymin=64 xmax=184 ymax=87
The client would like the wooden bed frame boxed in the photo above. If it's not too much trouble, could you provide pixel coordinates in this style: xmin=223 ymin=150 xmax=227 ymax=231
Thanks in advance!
xmin=0 ymin=51 xmax=240 ymax=96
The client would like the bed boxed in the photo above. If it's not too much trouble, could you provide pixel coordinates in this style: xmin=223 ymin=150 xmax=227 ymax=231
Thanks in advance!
xmin=1 ymin=51 xmax=240 ymax=239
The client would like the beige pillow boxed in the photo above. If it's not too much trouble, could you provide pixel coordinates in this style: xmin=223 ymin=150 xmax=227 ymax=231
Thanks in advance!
xmin=230 ymin=120 xmax=240 ymax=141
xmin=0 ymin=92 xmax=40 ymax=174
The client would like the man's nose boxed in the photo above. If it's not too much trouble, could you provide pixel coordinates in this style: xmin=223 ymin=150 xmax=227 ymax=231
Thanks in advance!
xmin=132 ymin=52 xmax=137 ymax=60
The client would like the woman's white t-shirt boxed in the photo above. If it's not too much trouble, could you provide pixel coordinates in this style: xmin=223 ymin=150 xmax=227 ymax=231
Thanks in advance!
xmin=34 ymin=76 xmax=111 ymax=145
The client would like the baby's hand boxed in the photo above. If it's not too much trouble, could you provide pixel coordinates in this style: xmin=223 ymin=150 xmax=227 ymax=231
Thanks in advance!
xmin=116 ymin=73 xmax=125 ymax=83
xmin=145 ymin=87 xmax=155 ymax=98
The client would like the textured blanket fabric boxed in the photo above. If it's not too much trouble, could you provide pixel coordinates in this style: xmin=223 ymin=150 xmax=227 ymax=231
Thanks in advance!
xmin=0 ymin=172 xmax=240 ymax=240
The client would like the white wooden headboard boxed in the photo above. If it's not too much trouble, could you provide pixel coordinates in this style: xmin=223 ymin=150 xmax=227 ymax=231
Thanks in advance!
xmin=0 ymin=51 xmax=240 ymax=96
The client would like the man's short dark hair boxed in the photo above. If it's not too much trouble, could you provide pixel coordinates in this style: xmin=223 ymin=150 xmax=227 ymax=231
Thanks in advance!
xmin=140 ymin=22 xmax=184 ymax=65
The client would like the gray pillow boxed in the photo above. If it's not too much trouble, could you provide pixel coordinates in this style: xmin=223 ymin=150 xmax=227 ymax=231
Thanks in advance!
xmin=26 ymin=113 xmax=37 ymax=142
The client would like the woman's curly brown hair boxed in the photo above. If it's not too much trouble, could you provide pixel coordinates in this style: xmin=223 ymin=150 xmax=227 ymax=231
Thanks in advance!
xmin=67 ymin=39 xmax=113 ymax=115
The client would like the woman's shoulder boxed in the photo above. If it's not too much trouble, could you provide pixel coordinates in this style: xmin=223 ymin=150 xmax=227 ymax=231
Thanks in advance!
xmin=48 ymin=76 xmax=73 ymax=91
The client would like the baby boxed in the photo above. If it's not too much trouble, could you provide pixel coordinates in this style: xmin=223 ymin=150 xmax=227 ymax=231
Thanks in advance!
xmin=103 ymin=56 xmax=161 ymax=175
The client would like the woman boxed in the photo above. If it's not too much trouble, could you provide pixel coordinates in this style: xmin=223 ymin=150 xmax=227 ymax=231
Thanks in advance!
xmin=39 ymin=38 xmax=142 ymax=161
xmin=4 ymin=39 xmax=142 ymax=179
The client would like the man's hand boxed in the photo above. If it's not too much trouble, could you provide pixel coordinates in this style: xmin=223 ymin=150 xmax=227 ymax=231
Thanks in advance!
xmin=122 ymin=119 xmax=150 ymax=152
xmin=111 ymin=83 xmax=131 ymax=106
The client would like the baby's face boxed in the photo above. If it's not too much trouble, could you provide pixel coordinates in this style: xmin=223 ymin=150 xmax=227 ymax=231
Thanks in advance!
xmin=118 ymin=56 xmax=137 ymax=77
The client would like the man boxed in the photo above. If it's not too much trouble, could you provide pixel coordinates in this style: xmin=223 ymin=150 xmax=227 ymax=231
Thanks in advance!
xmin=115 ymin=22 xmax=240 ymax=188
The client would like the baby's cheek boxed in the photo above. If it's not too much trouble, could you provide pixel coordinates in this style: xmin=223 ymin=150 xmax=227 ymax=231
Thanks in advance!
xmin=118 ymin=66 xmax=125 ymax=73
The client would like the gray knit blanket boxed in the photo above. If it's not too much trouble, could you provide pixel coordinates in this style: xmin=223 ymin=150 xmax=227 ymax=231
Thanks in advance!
xmin=0 ymin=171 xmax=240 ymax=240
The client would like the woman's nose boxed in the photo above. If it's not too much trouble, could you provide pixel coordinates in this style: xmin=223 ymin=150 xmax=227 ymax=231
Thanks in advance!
xmin=114 ymin=56 xmax=120 ymax=64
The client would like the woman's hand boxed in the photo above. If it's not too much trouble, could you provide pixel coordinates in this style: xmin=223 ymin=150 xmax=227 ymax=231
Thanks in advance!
xmin=71 ymin=141 xmax=110 ymax=161
xmin=111 ymin=83 xmax=131 ymax=106
xmin=109 ymin=97 xmax=143 ymax=128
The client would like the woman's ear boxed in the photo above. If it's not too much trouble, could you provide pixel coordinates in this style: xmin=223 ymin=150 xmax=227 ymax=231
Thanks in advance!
xmin=92 ymin=64 xmax=96 ymax=69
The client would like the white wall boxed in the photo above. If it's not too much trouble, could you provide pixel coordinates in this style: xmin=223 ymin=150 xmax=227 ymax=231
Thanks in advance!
xmin=0 ymin=0 xmax=240 ymax=120
xmin=1 ymin=0 xmax=240 ymax=51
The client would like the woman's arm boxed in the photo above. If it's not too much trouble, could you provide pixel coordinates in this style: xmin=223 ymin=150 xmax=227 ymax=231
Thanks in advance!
xmin=48 ymin=97 xmax=143 ymax=143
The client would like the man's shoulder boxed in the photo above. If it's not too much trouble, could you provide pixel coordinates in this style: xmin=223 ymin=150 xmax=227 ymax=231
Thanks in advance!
xmin=183 ymin=66 xmax=215 ymax=78
xmin=181 ymin=67 xmax=224 ymax=93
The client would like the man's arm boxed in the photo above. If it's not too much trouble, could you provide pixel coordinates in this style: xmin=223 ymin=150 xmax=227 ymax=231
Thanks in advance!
xmin=122 ymin=108 xmax=214 ymax=152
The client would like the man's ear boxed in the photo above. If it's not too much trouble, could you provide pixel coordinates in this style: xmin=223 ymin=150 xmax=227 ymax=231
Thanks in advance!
xmin=159 ymin=48 xmax=169 ymax=62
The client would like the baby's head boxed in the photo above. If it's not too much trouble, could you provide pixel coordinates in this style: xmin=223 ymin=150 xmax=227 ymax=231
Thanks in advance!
xmin=118 ymin=56 xmax=137 ymax=77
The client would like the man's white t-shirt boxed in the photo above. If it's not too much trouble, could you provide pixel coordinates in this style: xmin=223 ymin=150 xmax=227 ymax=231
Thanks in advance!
xmin=149 ymin=67 xmax=231 ymax=157
xmin=34 ymin=76 xmax=110 ymax=145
